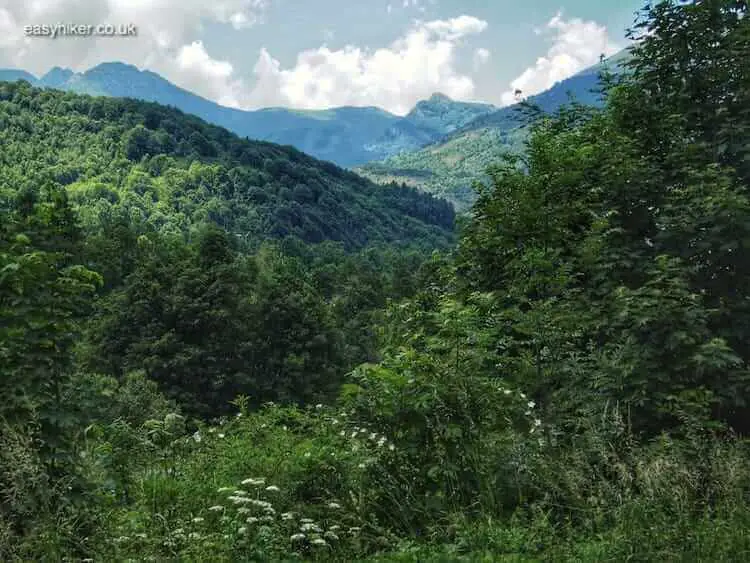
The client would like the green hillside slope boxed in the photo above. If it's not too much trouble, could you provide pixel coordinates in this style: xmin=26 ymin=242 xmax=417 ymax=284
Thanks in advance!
xmin=0 ymin=81 xmax=455 ymax=252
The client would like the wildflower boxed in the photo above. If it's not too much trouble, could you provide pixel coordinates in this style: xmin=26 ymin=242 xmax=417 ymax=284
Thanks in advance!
xmin=304 ymin=452 xmax=311 ymax=458
xmin=369 ymin=432 xmax=377 ymax=441
xmin=534 ymin=419 xmax=542 ymax=426
xmin=237 ymin=507 xmax=251 ymax=514
xmin=238 ymin=527 xmax=247 ymax=535
xmin=236 ymin=412 xmax=242 ymax=417
xmin=329 ymin=525 xmax=341 ymax=531
xmin=377 ymin=437 xmax=387 ymax=447
xmin=192 ymin=517 xmax=204 ymax=523
xmin=324 ymin=531 xmax=340 ymax=541
xmin=192 ymin=431 xmax=202 ymax=443
xmin=233 ymin=489 xmax=248 ymax=496
xmin=311 ymin=538 xmax=327 ymax=546
xmin=208 ymin=505 xmax=224 ymax=512
xmin=332 ymin=419 xmax=339 ymax=425
xmin=265 ymin=485 xmax=280 ymax=492
xmin=260 ymin=515 xmax=274 ymax=522
xmin=264 ymin=507 xmax=276 ymax=516
xmin=527 ymin=400 xmax=536 ymax=409
xmin=358 ymin=463 xmax=366 ymax=469
xmin=282 ymin=425 xmax=288 ymax=431
xmin=339 ymin=430 xmax=346 ymax=436
xmin=327 ymin=502 xmax=341 ymax=509
xmin=229 ymin=496 xmax=252 ymax=504
xmin=241 ymin=478 xmax=265 ymax=486
xmin=388 ymin=443 xmax=395 ymax=451
xmin=173 ymin=528 xmax=185 ymax=535
xmin=300 ymin=518 xmax=314 ymax=524
xmin=218 ymin=433 xmax=225 ymax=438
xmin=217 ymin=487 xmax=232 ymax=493
xmin=188 ymin=532 xmax=201 ymax=540
xmin=348 ymin=527 xmax=361 ymax=533
xmin=503 ymin=389 xmax=512 ymax=395
xmin=520 ymin=392 xmax=527 ymax=399
xmin=316 ymin=403 xmax=323 ymax=409
xmin=135 ymin=532 xmax=147 ymax=539
xmin=350 ymin=431 xmax=358 ymax=439
xmin=301 ymin=523 xmax=322 ymax=533
xmin=246 ymin=517 xmax=259 ymax=524
xmin=290 ymin=533 xmax=306 ymax=542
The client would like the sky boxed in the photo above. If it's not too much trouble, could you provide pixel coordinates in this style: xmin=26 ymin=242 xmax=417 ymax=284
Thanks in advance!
xmin=0 ymin=0 xmax=643 ymax=115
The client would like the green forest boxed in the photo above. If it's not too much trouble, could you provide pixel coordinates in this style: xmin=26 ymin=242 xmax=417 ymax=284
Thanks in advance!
xmin=2 ymin=1 xmax=750 ymax=560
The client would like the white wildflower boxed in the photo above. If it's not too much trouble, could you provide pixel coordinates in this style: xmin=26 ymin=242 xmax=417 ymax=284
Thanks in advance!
xmin=246 ymin=517 xmax=259 ymax=524
xmin=238 ymin=527 xmax=247 ymax=535
xmin=260 ymin=515 xmax=274 ymax=522
xmin=339 ymin=430 xmax=346 ymax=436
xmin=218 ymin=433 xmax=225 ymax=438
xmin=316 ymin=403 xmax=323 ymax=409
xmin=329 ymin=525 xmax=341 ymax=531
xmin=527 ymin=400 xmax=536 ymax=409
xmin=327 ymin=502 xmax=341 ymax=509
xmin=191 ymin=517 xmax=204 ymax=523
xmin=369 ymin=432 xmax=377 ymax=441
xmin=237 ymin=507 xmax=251 ymax=514
xmin=503 ymin=389 xmax=512 ymax=395
xmin=217 ymin=487 xmax=232 ymax=493
xmin=188 ymin=532 xmax=200 ymax=540
xmin=192 ymin=431 xmax=202 ymax=443
xmin=304 ymin=452 xmax=311 ymax=458
xmin=388 ymin=443 xmax=395 ymax=451
xmin=265 ymin=485 xmax=280 ymax=492
xmin=534 ymin=419 xmax=542 ymax=426
xmin=241 ymin=478 xmax=265 ymax=486
xmin=377 ymin=437 xmax=387 ymax=447
xmin=301 ymin=523 xmax=322 ymax=533
xmin=290 ymin=533 xmax=306 ymax=542
xmin=358 ymin=463 xmax=366 ymax=469
xmin=208 ymin=505 xmax=224 ymax=512
xmin=348 ymin=527 xmax=361 ymax=533
xmin=233 ymin=489 xmax=248 ymax=496
xmin=300 ymin=518 xmax=314 ymax=524
xmin=311 ymin=538 xmax=327 ymax=546
xmin=324 ymin=531 xmax=340 ymax=541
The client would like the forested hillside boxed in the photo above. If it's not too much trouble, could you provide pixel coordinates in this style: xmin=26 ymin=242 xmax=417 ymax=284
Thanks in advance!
xmin=2 ymin=1 xmax=750 ymax=561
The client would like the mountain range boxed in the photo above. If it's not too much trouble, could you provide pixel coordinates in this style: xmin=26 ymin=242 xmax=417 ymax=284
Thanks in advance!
xmin=0 ymin=63 xmax=496 ymax=167
xmin=0 ymin=50 xmax=628 ymax=210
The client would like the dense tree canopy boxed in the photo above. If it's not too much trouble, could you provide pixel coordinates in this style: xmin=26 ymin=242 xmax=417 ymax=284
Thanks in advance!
xmin=2 ymin=1 xmax=750 ymax=560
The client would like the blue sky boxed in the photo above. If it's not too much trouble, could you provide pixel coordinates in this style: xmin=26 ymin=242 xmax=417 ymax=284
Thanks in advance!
xmin=0 ymin=0 xmax=643 ymax=114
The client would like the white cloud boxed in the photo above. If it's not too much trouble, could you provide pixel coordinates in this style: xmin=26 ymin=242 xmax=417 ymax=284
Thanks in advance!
xmin=245 ymin=15 xmax=489 ymax=115
xmin=473 ymin=47 xmax=490 ymax=71
xmin=0 ymin=1 xmax=486 ymax=116
xmin=500 ymin=12 xmax=620 ymax=106
xmin=0 ymin=0 xmax=268 ymax=105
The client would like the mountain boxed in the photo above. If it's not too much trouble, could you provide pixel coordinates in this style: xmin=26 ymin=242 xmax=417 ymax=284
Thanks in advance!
xmin=0 ymin=62 xmax=494 ymax=167
xmin=357 ymin=50 xmax=631 ymax=211
xmin=0 ymin=80 xmax=455 ymax=251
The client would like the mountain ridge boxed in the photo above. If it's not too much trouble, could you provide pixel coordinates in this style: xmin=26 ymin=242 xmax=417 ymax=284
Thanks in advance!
xmin=0 ymin=62 xmax=496 ymax=167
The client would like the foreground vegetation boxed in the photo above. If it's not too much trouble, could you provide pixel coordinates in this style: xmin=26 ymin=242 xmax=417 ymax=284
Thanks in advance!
xmin=2 ymin=1 xmax=750 ymax=560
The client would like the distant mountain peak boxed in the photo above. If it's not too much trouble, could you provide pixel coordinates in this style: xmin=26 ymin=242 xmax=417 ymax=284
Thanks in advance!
xmin=427 ymin=92 xmax=453 ymax=103
xmin=86 ymin=61 xmax=140 ymax=73
xmin=40 ymin=66 xmax=75 ymax=87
